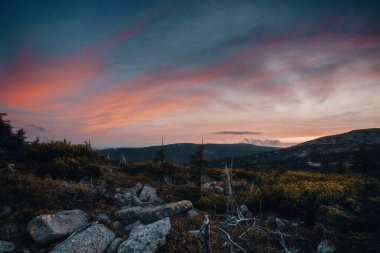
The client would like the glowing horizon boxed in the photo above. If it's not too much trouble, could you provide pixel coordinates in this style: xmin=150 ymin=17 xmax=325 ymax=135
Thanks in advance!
xmin=1 ymin=1 xmax=380 ymax=147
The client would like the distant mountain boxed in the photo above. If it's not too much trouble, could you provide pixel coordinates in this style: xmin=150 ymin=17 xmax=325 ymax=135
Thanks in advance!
xmin=99 ymin=143 xmax=278 ymax=164
xmin=210 ymin=129 xmax=380 ymax=176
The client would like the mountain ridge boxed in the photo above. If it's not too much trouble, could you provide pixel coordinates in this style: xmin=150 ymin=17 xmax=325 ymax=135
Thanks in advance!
xmin=209 ymin=128 xmax=380 ymax=176
xmin=99 ymin=143 xmax=278 ymax=164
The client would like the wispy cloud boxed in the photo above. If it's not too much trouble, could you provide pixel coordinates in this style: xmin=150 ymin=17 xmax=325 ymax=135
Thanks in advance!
xmin=28 ymin=124 xmax=46 ymax=132
xmin=213 ymin=131 xmax=261 ymax=135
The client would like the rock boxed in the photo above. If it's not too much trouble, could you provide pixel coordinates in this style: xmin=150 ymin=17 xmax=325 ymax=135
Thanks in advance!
xmin=27 ymin=209 xmax=89 ymax=243
xmin=96 ymin=213 xmax=111 ymax=224
xmin=202 ymin=182 xmax=223 ymax=192
xmin=123 ymin=192 xmax=133 ymax=200
xmin=186 ymin=209 xmax=199 ymax=219
xmin=112 ymin=221 xmax=122 ymax=230
xmin=114 ymin=193 xmax=123 ymax=200
xmin=0 ymin=240 xmax=16 ymax=253
xmin=131 ymin=195 xmax=143 ymax=205
xmin=105 ymin=238 xmax=123 ymax=253
xmin=48 ymin=224 xmax=115 ymax=253
xmin=21 ymin=249 xmax=31 ymax=253
xmin=134 ymin=183 xmax=143 ymax=194
xmin=239 ymin=205 xmax=253 ymax=218
xmin=139 ymin=186 xmax=157 ymax=202
xmin=114 ymin=190 xmax=143 ymax=206
xmin=120 ymin=183 xmax=143 ymax=197
xmin=149 ymin=196 xmax=164 ymax=205
xmin=118 ymin=218 xmax=171 ymax=253
xmin=115 ymin=200 xmax=193 ymax=224
xmin=0 ymin=165 xmax=16 ymax=174
xmin=115 ymin=188 xmax=123 ymax=193
xmin=124 ymin=221 xmax=142 ymax=233
xmin=317 ymin=239 xmax=336 ymax=253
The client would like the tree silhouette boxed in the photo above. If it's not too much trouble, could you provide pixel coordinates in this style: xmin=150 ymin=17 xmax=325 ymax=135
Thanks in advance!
xmin=191 ymin=138 xmax=206 ymax=200
xmin=0 ymin=113 xmax=27 ymax=160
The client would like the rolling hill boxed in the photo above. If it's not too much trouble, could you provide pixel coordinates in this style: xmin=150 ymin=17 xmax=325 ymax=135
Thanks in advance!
xmin=99 ymin=143 xmax=278 ymax=164
xmin=209 ymin=129 xmax=380 ymax=175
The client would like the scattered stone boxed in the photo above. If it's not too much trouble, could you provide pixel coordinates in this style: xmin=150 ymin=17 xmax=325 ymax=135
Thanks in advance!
xmin=202 ymin=182 xmax=223 ymax=192
xmin=105 ymin=238 xmax=123 ymax=253
xmin=115 ymin=200 xmax=193 ymax=224
xmin=114 ymin=191 xmax=142 ymax=206
xmin=118 ymin=218 xmax=171 ymax=253
xmin=317 ymin=239 xmax=336 ymax=253
xmin=96 ymin=213 xmax=111 ymax=224
xmin=186 ymin=209 xmax=199 ymax=219
xmin=131 ymin=195 xmax=143 ymax=205
xmin=0 ymin=165 xmax=17 ymax=174
xmin=149 ymin=196 xmax=164 ymax=205
xmin=139 ymin=186 xmax=157 ymax=202
xmin=114 ymin=193 xmax=123 ymax=200
xmin=124 ymin=221 xmax=142 ymax=233
xmin=239 ymin=205 xmax=253 ymax=218
xmin=115 ymin=188 xmax=123 ymax=193
xmin=48 ymin=224 xmax=115 ymax=253
xmin=0 ymin=240 xmax=16 ymax=253
xmin=134 ymin=183 xmax=143 ymax=194
xmin=27 ymin=209 xmax=89 ymax=243
xmin=112 ymin=221 xmax=122 ymax=230
xmin=21 ymin=249 xmax=31 ymax=253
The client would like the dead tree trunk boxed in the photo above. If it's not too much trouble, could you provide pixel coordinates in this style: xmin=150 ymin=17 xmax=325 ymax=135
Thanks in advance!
xmin=190 ymin=214 xmax=212 ymax=253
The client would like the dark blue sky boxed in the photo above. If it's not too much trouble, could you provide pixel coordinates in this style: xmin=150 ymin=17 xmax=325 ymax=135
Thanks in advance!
xmin=1 ymin=0 xmax=380 ymax=146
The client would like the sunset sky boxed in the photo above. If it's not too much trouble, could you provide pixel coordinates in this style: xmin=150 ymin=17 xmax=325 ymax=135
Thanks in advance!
xmin=1 ymin=0 xmax=380 ymax=147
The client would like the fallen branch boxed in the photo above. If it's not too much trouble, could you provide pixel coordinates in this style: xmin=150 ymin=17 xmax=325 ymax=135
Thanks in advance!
xmin=217 ymin=227 xmax=247 ymax=253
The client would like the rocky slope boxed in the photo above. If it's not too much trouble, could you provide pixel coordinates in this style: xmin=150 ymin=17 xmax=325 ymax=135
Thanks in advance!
xmin=0 ymin=183 xmax=194 ymax=253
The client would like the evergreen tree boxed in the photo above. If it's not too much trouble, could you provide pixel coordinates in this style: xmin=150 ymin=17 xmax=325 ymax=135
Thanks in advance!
xmin=0 ymin=113 xmax=27 ymax=160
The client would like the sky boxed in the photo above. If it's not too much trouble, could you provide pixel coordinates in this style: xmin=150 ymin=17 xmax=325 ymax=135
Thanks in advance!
xmin=1 ymin=0 xmax=380 ymax=147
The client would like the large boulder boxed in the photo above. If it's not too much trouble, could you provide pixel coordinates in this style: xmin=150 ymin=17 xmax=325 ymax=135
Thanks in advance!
xmin=112 ymin=221 xmax=122 ymax=230
xmin=124 ymin=221 xmax=142 ymax=233
xmin=96 ymin=213 xmax=111 ymax=224
xmin=48 ymin=224 xmax=115 ymax=253
xmin=114 ymin=192 xmax=142 ymax=206
xmin=122 ymin=183 xmax=143 ymax=196
xmin=115 ymin=200 xmax=193 ymax=224
xmin=27 ymin=210 xmax=89 ymax=243
xmin=317 ymin=239 xmax=336 ymax=253
xmin=139 ymin=186 xmax=157 ymax=202
xmin=105 ymin=238 xmax=123 ymax=253
xmin=118 ymin=218 xmax=171 ymax=253
xmin=0 ymin=240 xmax=16 ymax=253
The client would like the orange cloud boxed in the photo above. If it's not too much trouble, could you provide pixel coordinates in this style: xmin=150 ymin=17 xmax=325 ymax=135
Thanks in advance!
xmin=0 ymin=53 xmax=103 ymax=109
xmin=0 ymin=22 xmax=145 ymax=110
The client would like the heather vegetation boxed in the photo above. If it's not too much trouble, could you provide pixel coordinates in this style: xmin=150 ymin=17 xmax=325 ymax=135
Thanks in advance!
xmin=1 ymin=114 xmax=379 ymax=252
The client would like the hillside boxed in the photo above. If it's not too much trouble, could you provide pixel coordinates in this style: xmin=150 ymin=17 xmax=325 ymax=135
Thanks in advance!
xmin=209 ymin=129 xmax=380 ymax=175
xmin=100 ymin=143 xmax=278 ymax=164
xmin=1 ymin=115 xmax=380 ymax=252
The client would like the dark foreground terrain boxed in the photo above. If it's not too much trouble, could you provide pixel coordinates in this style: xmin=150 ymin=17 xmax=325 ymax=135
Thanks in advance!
xmin=1 ymin=114 xmax=379 ymax=252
